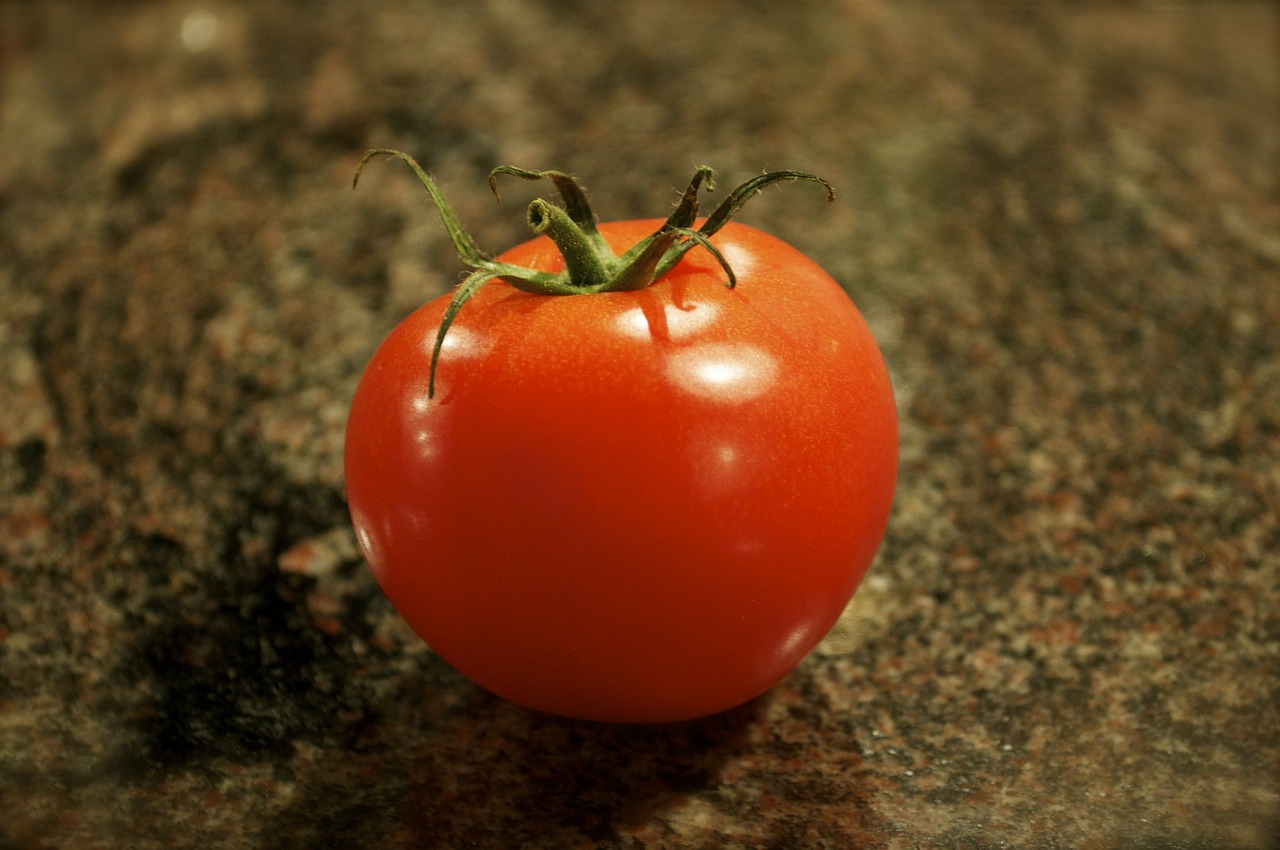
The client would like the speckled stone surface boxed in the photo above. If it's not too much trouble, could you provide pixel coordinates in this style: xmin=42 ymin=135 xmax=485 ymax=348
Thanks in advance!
xmin=2 ymin=2 xmax=1278 ymax=848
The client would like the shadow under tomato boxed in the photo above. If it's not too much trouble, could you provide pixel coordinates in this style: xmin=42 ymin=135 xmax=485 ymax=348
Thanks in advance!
xmin=259 ymin=670 xmax=769 ymax=850
xmin=397 ymin=689 xmax=769 ymax=846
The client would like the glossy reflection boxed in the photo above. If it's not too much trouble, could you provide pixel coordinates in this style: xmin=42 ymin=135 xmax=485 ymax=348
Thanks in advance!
xmin=667 ymin=342 xmax=778 ymax=403
xmin=420 ymin=324 xmax=488 ymax=359
xmin=614 ymin=300 xmax=721 ymax=341
xmin=717 ymin=242 xmax=757 ymax=279
xmin=691 ymin=436 xmax=748 ymax=494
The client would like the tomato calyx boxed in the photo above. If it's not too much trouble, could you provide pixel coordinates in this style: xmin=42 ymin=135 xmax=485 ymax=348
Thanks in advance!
xmin=353 ymin=148 xmax=835 ymax=397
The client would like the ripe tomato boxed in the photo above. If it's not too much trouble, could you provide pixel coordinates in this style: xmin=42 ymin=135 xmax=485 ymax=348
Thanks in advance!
xmin=345 ymin=154 xmax=897 ymax=722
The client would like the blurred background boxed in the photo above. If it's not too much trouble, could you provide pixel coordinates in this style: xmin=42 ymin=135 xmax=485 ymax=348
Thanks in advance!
xmin=1 ymin=2 xmax=1277 ymax=848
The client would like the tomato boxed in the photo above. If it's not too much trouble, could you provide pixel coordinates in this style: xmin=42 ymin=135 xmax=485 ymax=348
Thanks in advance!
xmin=345 ymin=152 xmax=898 ymax=722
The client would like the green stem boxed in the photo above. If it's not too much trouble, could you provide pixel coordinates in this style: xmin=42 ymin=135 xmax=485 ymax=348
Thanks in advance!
xmin=354 ymin=149 xmax=492 ymax=267
xmin=608 ymin=231 xmax=681 ymax=292
xmin=666 ymin=228 xmax=737 ymax=288
xmin=699 ymin=170 xmax=834 ymax=238
xmin=354 ymin=150 xmax=836 ymax=399
xmin=429 ymin=270 xmax=494 ymax=398
xmin=607 ymin=166 xmax=717 ymax=287
xmin=526 ymin=199 xmax=610 ymax=290
xmin=489 ymin=166 xmax=609 ymax=255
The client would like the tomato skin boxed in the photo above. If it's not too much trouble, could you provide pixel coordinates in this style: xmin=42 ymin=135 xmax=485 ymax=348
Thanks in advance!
xmin=344 ymin=220 xmax=897 ymax=722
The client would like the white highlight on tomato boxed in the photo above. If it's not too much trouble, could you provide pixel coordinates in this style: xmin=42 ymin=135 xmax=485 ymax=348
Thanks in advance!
xmin=667 ymin=342 xmax=779 ymax=403
xmin=613 ymin=301 xmax=720 ymax=341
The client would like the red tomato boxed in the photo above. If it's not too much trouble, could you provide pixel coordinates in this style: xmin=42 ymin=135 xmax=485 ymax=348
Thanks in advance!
xmin=345 ymin=163 xmax=897 ymax=723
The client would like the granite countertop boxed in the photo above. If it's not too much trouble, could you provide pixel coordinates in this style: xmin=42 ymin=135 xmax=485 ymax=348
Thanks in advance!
xmin=2 ymin=2 xmax=1277 ymax=848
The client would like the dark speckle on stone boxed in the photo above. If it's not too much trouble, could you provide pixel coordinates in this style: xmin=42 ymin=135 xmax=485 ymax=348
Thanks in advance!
xmin=13 ymin=437 xmax=46 ymax=493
